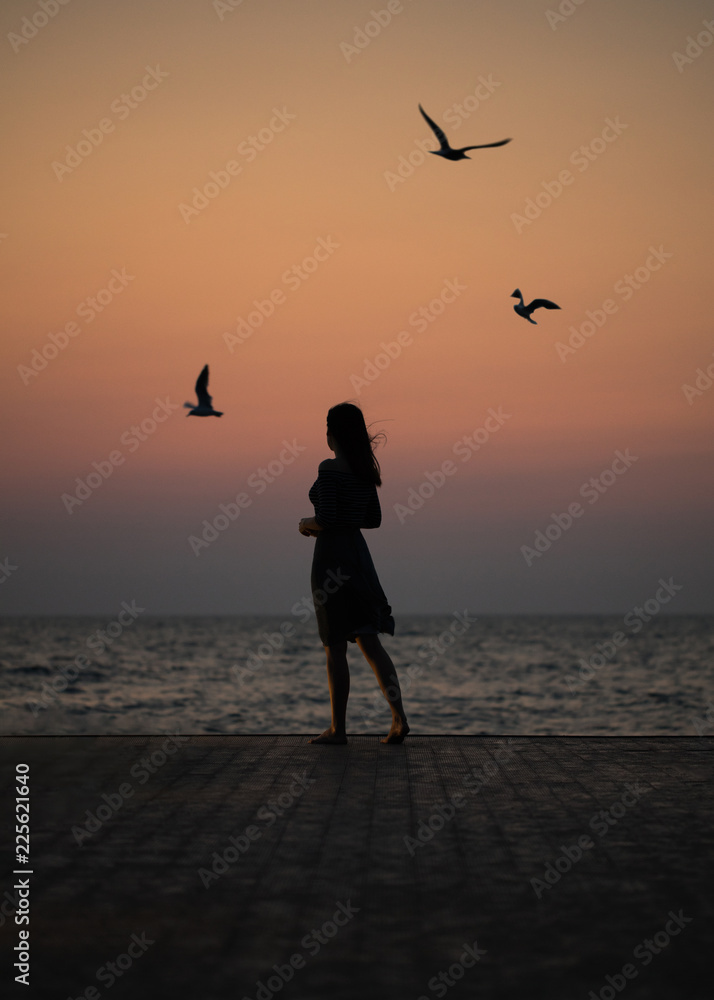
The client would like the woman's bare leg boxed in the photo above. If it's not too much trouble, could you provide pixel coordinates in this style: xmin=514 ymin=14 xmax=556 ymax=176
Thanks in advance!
xmin=309 ymin=641 xmax=349 ymax=744
xmin=355 ymin=634 xmax=410 ymax=743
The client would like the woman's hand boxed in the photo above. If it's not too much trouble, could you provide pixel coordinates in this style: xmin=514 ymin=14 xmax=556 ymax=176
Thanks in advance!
xmin=299 ymin=517 xmax=322 ymax=537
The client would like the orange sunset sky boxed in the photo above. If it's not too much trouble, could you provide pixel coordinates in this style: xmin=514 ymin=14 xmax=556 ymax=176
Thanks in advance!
xmin=2 ymin=0 xmax=713 ymax=614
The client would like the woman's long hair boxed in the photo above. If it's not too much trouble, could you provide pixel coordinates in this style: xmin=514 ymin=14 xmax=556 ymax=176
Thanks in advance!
xmin=327 ymin=402 xmax=385 ymax=486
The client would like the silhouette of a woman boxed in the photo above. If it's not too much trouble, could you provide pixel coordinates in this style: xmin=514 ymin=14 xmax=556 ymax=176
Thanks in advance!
xmin=299 ymin=402 xmax=409 ymax=745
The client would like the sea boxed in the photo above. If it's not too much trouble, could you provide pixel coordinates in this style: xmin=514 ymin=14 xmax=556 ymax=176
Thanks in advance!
xmin=1 ymin=615 xmax=712 ymax=736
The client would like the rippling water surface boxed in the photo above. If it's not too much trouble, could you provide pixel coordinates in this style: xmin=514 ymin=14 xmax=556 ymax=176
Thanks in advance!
xmin=1 ymin=615 xmax=712 ymax=735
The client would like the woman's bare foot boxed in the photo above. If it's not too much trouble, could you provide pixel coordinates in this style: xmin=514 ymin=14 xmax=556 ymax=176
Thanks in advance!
xmin=381 ymin=721 xmax=410 ymax=744
xmin=308 ymin=728 xmax=348 ymax=745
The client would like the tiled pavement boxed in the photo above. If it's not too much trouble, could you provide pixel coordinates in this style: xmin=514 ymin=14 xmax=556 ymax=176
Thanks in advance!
xmin=0 ymin=735 xmax=712 ymax=999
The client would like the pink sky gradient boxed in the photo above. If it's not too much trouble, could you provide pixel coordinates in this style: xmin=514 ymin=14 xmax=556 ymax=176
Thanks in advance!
xmin=2 ymin=0 xmax=713 ymax=613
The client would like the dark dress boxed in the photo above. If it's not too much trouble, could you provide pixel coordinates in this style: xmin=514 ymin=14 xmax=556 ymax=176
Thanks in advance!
xmin=309 ymin=460 xmax=395 ymax=646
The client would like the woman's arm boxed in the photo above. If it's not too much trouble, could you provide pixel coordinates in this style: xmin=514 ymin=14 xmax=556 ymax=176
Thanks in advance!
xmin=310 ymin=469 xmax=339 ymax=528
xmin=362 ymin=486 xmax=382 ymax=529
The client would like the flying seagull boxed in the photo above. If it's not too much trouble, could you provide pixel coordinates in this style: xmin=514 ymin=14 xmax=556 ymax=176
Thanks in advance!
xmin=184 ymin=364 xmax=223 ymax=417
xmin=511 ymin=289 xmax=561 ymax=325
xmin=418 ymin=104 xmax=511 ymax=160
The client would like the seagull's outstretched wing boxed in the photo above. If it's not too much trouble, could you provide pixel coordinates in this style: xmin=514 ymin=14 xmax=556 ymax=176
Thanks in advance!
xmin=528 ymin=299 xmax=561 ymax=311
xmin=419 ymin=104 xmax=450 ymax=151
xmin=195 ymin=364 xmax=213 ymax=407
xmin=461 ymin=138 xmax=512 ymax=151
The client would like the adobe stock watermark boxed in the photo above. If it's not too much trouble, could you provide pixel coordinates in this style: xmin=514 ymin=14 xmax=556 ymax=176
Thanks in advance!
xmin=198 ymin=772 xmax=316 ymax=888
xmin=339 ymin=1 xmax=410 ymax=63
xmin=223 ymin=236 xmax=340 ymax=351
xmin=404 ymin=739 xmax=517 ymax=855
xmin=545 ymin=0 xmax=587 ymax=31
xmin=672 ymin=19 xmax=714 ymax=72
xmin=179 ymin=107 xmax=296 ymax=223
xmin=26 ymin=601 xmax=146 ymax=716
xmin=511 ymin=116 xmax=627 ymax=234
xmin=587 ymin=910 xmax=693 ymax=1000
xmin=529 ymin=782 xmax=651 ymax=898
xmin=61 ymin=398 xmax=179 ymax=513
xmin=0 ymin=558 xmax=18 ymax=585
xmin=349 ymin=278 xmax=467 ymax=394
xmin=52 ymin=67 xmax=169 ymax=181
xmin=384 ymin=77 xmax=501 ymax=192
xmin=231 ymin=570 xmax=350 ymax=685
xmin=231 ymin=621 xmax=299 ymax=686
xmin=520 ymin=448 xmax=638 ymax=566
xmin=361 ymin=610 xmax=477 ymax=726
xmin=213 ymin=0 xmax=244 ymax=20
xmin=8 ymin=0 xmax=72 ymax=54
xmin=690 ymin=700 xmax=714 ymax=736
xmin=681 ymin=351 xmax=714 ymax=405
xmin=417 ymin=611 xmax=479 ymax=666
xmin=555 ymin=246 xmax=673 ymax=361
xmin=393 ymin=407 xmax=511 ymax=524
xmin=188 ymin=439 xmax=306 ymax=554
xmin=417 ymin=941 xmax=487 ymax=1000
xmin=565 ymin=578 xmax=683 ymax=692
xmin=241 ymin=900 xmax=360 ymax=1000
xmin=65 ymin=931 xmax=155 ymax=998
xmin=17 ymin=268 xmax=135 ymax=385
xmin=71 ymin=734 xmax=190 ymax=846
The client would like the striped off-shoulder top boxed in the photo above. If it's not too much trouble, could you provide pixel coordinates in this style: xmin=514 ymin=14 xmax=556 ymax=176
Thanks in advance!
xmin=309 ymin=460 xmax=381 ymax=529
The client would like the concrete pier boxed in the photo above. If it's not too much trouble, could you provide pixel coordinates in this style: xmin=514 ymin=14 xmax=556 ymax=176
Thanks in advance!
xmin=0 ymin=735 xmax=711 ymax=999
